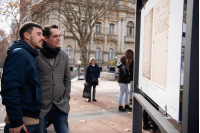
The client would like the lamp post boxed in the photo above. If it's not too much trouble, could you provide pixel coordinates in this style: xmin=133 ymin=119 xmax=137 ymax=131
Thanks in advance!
xmin=77 ymin=60 xmax=81 ymax=80
xmin=115 ymin=57 xmax=117 ymax=65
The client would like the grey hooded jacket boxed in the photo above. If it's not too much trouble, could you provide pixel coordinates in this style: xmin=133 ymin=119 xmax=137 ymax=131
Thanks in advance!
xmin=37 ymin=50 xmax=71 ymax=119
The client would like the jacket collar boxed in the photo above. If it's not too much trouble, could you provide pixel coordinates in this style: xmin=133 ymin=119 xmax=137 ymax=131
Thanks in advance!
xmin=39 ymin=50 xmax=61 ymax=67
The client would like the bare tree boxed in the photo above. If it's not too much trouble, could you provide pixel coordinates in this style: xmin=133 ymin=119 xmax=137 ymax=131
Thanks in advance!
xmin=29 ymin=0 xmax=135 ymax=75
xmin=0 ymin=0 xmax=27 ymax=41
xmin=40 ymin=0 xmax=123 ymax=76
xmin=0 ymin=29 xmax=10 ymax=67
xmin=0 ymin=0 xmax=47 ymax=42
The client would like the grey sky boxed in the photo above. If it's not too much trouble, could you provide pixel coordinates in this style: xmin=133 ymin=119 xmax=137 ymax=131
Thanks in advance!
xmin=0 ymin=0 xmax=12 ymax=35
xmin=0 ymin=20 xmax=10 ymax=35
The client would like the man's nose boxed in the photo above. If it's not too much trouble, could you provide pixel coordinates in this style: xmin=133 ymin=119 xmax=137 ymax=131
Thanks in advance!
xmin=57 ymin=36 xmax=60 ymax=40
xmin=41 ymin=36 xmax=44 ymax=40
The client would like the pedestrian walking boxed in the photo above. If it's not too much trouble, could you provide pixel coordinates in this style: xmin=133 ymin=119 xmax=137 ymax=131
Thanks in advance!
xmin=1 ymin=22 xmax=44 ymax=133
xmin=128 ymin=60 xmax=134 ymax=105
xmin=116 ymin=56 xmax=132 ymax=111
xmin=36 ymin=25 xmax=71 ymax=133
xmin=86 ymin=57 xmax=100 ymax=102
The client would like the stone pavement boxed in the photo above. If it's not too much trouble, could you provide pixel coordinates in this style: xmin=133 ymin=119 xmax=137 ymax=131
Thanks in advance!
xmin=46 ymin=80 xmax=149 ymax=133
xmin=0 ymin=80 xmax=181 ymax=133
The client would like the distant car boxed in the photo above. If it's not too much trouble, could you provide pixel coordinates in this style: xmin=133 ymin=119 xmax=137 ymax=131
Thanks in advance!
xmin=71 ymin=73 xmax=84 ymax=81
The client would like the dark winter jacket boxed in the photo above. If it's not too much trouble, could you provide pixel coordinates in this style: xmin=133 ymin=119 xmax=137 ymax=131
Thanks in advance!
xmin=116 ymin=62 xmax=130 ymax=84
xmin=86 ymin=63 xmax=100 ymax=86
xmin=129 ymin=61 xmax=134 ymax=81
xmin=1 ymin=39 xmax=42 ymax=128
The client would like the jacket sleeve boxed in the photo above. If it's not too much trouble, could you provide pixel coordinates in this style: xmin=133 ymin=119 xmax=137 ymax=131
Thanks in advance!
xmin=1 ymin=50 xmax=30 ymax=128
xmin=86 ymin=66 xmax=89 ymax=82
xmin=63 ymin=53 xmax=71 ymax=101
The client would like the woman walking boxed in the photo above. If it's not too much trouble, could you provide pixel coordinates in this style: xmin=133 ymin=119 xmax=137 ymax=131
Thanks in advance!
xmin=86 ymin=57 xmax=100 ymax=102
xmin=116 ymin=56 xmax=132 ymax=111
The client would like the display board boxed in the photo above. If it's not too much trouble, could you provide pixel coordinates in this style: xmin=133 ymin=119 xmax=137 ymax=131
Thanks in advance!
xmin=139 ymin=0 xmax=184 ymax=120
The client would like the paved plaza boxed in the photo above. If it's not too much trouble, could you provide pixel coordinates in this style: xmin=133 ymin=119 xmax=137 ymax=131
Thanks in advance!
xmin=0 ymin=80 xmax=181 ymax=133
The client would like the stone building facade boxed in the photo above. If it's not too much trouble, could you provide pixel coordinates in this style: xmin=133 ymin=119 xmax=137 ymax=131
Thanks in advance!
xmin=20 ymin=1 xmax=136 ymax=77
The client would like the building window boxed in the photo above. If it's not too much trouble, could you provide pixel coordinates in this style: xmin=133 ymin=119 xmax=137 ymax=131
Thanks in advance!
xmin=109 ymin=24 xmax=115 ymax=35
xmin=127 ymin=21 xmax=134 ymax=37
xmin=95 ymin=48 xmax=101 ymax=60
xmin=70 ymin=67 xmax=73 ymax=71
xmin=110 ymin=67 xmax=115 ymax=71
xmin=80 ymin=52 xmax=82 ymax=60
xmin=96 ymin=22 xmax=101 ymax=33
xmin=66 ymin=46 xmax=72 ymax=58
xmin=109 ymin=48 xmax=114 ymax=60
xmin=81 ymin=20 xmax=85 ymax=32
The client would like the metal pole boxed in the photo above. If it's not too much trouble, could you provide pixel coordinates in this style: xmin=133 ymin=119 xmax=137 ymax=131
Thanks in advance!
xmin=78 ymin=65 xmax=80 ymax=80
xmin=182 ymin=0 xmax=199 ymax=132
xmin=132 ymin=0 xmax=144 ymax=133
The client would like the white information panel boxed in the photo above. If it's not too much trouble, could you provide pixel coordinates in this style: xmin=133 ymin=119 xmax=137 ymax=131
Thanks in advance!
xmin=139 ymin=0 xmax=184 ymax=120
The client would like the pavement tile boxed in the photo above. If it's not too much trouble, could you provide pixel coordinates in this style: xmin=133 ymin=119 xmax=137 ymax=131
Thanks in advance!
xmin=0 ymin=98 xmax=6 ymax=124
xmin=0 ymin=80 xmax=182 ymax=133
xmin=69 ymin=119 xmax=120 ymax=133
xmin=98 ymin=116 xmax=133 ymax=133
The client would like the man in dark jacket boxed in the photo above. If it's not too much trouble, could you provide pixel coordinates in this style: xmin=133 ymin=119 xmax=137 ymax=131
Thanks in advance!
xmin=1 ymin=22 xmax=44 ymax=133
xmin=129 ymin=60 xmax=134 ymax=105
xmin=36 ymin=25 xmax=71 ymax=133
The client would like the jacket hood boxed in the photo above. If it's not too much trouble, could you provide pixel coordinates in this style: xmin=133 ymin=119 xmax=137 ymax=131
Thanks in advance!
xmin=7 ymin=39 xmax=39 ymax=57
xmin=116 ymin=62 xmax=124 ymax=68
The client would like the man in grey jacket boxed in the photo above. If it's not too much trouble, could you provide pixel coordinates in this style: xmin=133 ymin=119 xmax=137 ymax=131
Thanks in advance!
xmin=36 ymin=25 xmax=71 ymax=133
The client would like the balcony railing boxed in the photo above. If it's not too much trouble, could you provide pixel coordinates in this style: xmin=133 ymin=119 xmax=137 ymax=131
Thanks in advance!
xmin=96 ymin=60 xmax=103 ymax=64
xmin=64 ymin=31 xmax=74 ymax=38
xmin=69 ymin=59 xmax=74 ymax=64
xmin=125 ymin=36 xmax=135 ymax=43
xmin=107 ymin=35 xmax=118 ymax=43
xmin=94 ymin=33 xmax=105 ymax=42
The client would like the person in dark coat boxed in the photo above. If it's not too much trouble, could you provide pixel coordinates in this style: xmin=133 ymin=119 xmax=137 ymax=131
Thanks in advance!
xmin=129 ymin=60 xmax=134 ymax=105
xmin=116 ymin=56 xmax=132 ymax=111
xmin=1 ymin=22 xmax=44 ymax=133
xmin=86 ymin=57 xmax=100 ymax=102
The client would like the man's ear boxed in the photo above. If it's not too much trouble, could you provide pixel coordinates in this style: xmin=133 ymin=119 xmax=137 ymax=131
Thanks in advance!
xmin=24 ymin=32 xmax=30 ymax=40
xmin=43 ymin=36 xmax=48 ymax=42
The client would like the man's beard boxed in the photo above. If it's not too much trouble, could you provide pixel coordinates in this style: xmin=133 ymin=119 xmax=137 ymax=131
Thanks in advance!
xmin=30 ymin=37 xmax=43 ymax=49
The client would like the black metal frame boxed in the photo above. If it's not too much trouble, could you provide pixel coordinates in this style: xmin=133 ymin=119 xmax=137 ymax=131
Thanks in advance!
xmin=182 ymin=0 xmax=199 ymax=132
xmin=132 ymin=0 xmax=199 ymax=133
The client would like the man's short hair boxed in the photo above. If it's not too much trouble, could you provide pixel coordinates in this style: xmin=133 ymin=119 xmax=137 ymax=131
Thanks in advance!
xmin=19 ymin=22 xmax=43 ymax=40
xmin=43 ymin=25 xmax=59 ymax=38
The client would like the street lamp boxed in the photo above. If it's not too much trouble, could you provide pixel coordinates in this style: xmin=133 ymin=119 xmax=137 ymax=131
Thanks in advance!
xmin=115 ymin=57 xmax=117 ymax=65
xmin=77 ymin=60 xmax=81 ymax=80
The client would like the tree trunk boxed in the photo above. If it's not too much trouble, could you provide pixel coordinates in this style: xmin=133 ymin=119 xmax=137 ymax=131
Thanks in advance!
xmin=80 ymin=44 xmax=88 ymax=79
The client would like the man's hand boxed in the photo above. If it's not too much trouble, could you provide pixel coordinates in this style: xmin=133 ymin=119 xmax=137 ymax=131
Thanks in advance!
xmin=9 ymin=124 xmax=27 ymax=133
xmin=86 ymin=82 xmax=88 ymax=85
